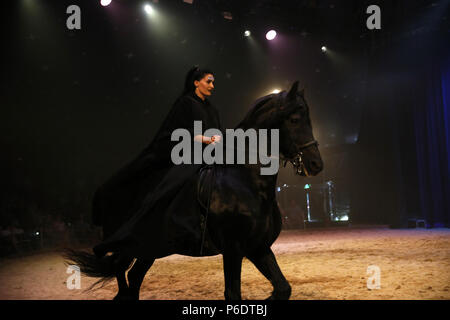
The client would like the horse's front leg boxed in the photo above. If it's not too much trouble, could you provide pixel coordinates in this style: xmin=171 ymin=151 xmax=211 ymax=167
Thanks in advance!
xmin=115 ymin=273 xmax=128 ymax=299
xmin=127 ymin=258 xmax=154 ymax=300
xmin=247 ymin=248 xmax=291 ymax=300
xmin=112 ymin=254 xmax=134 ymax=300
xmin=222 ymin=252 xmax=243 ymax=300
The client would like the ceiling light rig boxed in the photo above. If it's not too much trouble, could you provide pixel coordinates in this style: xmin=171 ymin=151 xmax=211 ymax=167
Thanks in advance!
xmin=222 ymin=12 xmax=233 ymax=20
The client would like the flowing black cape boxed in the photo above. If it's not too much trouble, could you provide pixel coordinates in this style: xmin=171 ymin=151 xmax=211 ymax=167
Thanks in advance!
xmin=92 ymin=91 xmax=222 ymax=259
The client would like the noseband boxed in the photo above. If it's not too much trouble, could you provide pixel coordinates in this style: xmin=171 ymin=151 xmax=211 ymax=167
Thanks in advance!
xmin=281 ymin=140 xmax=318 ymax=176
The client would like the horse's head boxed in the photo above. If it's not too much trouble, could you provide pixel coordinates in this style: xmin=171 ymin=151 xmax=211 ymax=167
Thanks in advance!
xmin=237 ymin=81 xmax=323 ymax=176
xmin=275 ymin=81 xmax=323 ymax=176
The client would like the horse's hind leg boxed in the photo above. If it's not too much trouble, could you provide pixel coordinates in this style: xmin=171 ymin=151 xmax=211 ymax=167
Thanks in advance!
xmin=127 ymin=258 xmax=155 ymax=300
xmin=247 ymin=248 xmax=291 ymax=300
xmin=223 ymin=252 xmax=243 ymax=300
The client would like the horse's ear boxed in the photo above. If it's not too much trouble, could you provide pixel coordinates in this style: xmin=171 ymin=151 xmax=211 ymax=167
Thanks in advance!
xmin=287 ymin=81 xmax=299 ymax=100
xmin=299 ymin=88 xmax=305 ymax=97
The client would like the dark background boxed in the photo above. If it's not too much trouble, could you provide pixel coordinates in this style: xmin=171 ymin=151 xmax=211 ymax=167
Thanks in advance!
xmin=1 ymin=0 xmax=449 ymax=233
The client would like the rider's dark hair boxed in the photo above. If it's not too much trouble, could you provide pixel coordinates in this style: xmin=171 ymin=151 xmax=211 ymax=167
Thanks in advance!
xmin=181 ymin=66 xmax=214 ymax=97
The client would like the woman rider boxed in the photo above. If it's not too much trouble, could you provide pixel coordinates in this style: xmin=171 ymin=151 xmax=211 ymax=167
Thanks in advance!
xmin=92 ymin=66 xmax=222 ymax=259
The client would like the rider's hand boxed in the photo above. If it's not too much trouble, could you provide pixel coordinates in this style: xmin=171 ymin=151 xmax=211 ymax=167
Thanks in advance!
xmin=210 ymin=135 xmax=222 ymax=145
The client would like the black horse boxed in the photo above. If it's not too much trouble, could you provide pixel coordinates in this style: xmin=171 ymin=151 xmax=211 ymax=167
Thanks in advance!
xmin=65 ymin=81 xmax=323 ymax=300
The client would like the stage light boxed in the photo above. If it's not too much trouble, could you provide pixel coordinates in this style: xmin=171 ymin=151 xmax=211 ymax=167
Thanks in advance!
xmin=244 ymin=30 xmax=251 ymax=37
xmin=321 ymin=46 xmax=327 ymax=52
xmin=100 ymin=0 xmax=112 ymax=6
xmin=271 ymin=89 xmax=281 ymax=94
xmin=266 ymin=30 xmax=277 ymax=40
xmin=144 ymin=4 xmax=154 ymax=15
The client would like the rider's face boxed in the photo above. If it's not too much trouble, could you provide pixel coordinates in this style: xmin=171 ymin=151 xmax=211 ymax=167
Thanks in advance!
xmin=195 ymin=74 xmax=215 ymax=98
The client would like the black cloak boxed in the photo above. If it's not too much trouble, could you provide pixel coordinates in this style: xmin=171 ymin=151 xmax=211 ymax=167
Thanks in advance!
xmin=92 ymin=91 xmax=222 ymax=259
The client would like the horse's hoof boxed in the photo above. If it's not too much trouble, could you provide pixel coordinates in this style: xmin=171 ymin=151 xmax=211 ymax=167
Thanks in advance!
xmin=267 ymin=287 xmax=291 ymax=300
xmin=113 ymin=294 xmax=138 ymax=301
xmin=113 ymin=289 xmax=139 ymax=301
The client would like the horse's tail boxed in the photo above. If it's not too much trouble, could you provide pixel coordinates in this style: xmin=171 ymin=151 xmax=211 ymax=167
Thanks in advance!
xmin=63 ymin=249 xmax=131 ymax=290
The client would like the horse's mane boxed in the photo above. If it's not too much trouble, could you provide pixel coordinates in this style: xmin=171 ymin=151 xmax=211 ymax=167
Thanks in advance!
xmin=235 ymin=92 xmax=286 ymax=129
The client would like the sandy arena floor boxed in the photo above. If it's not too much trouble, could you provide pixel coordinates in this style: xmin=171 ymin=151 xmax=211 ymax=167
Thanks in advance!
xmin=0 ymin=227 xmax=449 ymax=300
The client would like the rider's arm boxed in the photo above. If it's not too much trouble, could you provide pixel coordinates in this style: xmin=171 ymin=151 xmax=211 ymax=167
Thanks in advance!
xmin=194 ymin=135 xmax=215 ymax=144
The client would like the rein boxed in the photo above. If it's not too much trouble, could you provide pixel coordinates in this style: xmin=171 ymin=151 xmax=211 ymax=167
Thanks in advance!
xmin=298 ymin=140 xmax=318 ymax=150
xmin=280 ymin=140 xmax=318 ymax=176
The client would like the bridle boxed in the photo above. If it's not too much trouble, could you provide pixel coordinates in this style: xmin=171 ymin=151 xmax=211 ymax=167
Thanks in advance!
xmin=280 ymin=139 xmax=319 ymax=176
xmin=274 ymin=92 xmax=319 ymax=176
